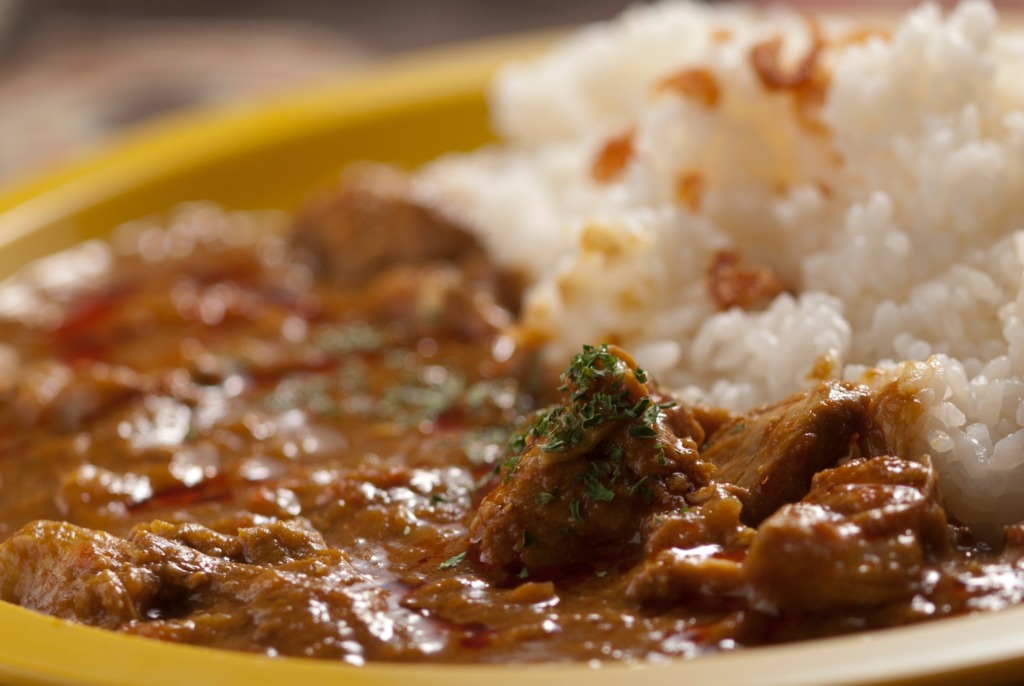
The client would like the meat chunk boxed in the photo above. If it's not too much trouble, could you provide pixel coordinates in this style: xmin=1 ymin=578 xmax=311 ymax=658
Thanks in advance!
xmin=0 ymin=518 xmax=426 ymax=661
xmin=469 ymin=345 xmax=711 ymax=578
xmin=858 ymin=364 xmax=928 ymax=460
xmin=292 ymin=164 xmax=487 ymax=288
xmin=0 ymin=520 xmax=160 ymax=626
xmin=702 ymin=381 xmax=869 ymax=525
xmin=293 ymin=165 xmax=523 ymax=337
xmin=744 ymin=455 xmax=950 ymax=612
xmin=626 ymin=485 xmax=755 ymax=604
xmin=139 ymin=518 xmax=329 ymax=566
xmin=1 ymin=360 xmax=156 ymax=433
xmin=362 ymin=262 xmax=517 ymax=342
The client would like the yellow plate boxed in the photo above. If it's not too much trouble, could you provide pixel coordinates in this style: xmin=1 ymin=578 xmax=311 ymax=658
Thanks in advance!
xmin=1 ymin=30 xmax=1024 ymax=686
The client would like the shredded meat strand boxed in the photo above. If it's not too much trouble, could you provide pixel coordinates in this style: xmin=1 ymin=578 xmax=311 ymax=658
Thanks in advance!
xmin=591 ymin=129 xmax=636 ymax=183
xmin=674 ymin=171 xmax=706 ymax=212
xmin=705 ymin=250 xmax=788 ymax=312
xmin=657 ymin=67 xmax=721 ymax=108
xmin=710 ymin=28 xmax=732 ymax=43
xmin=834 ymin=26 xmax=891 ymax=48
xmin=749 ymin=18 xmax=830 ymax=134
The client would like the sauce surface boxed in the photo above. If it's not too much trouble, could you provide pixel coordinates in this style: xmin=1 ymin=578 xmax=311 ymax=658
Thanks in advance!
xmin=1 ymin=172 xmax=1024 ymax=664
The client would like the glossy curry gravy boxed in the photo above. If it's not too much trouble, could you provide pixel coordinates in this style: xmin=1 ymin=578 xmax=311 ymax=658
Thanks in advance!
xmin=2 ymin=168 xmax=1024 ymax=664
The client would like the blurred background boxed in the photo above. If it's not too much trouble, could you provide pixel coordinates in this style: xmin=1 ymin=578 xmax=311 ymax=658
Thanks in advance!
xmin=0 ymin=0 xmax=1020 ymax=187
xmin=0 ymin=0 xmax=643 ymax=186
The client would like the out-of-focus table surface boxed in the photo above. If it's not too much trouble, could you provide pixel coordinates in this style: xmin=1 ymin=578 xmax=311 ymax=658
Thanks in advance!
xmin=0 ymin=0 xmax=635 ymax=187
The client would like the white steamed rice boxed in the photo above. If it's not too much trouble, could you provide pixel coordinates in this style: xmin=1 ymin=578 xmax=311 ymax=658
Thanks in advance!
xmin=413 ymin=0 xmax=1024 ymax=536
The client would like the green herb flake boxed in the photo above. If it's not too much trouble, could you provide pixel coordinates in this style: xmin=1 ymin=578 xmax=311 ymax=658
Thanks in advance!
xmin=377 ymin=366 xmax=466 ymax=427
xmin=583 ymin=472 xmax=615 ymax=503
xmin=536 ymin=344 xmax=638 ymax=453
xmin=535 ymin=491 xmax=554 ymax=506
xmin=629 ymin=424 xmax=658 ymax=439
xmin=569 ymin=499 xmax=583 ymax=525
xmin=263 ymin=374 xmax=331 ymax=414
xmin=461 ymin=426 xmax=511 ymax=467
xmin=438 ymin=551 xmax=467 ymax=570
xmin=502 ymin=455 xmax=522 ymax=483
xmin=620 ymin=396 xmax=650 ymax=420
xmin=629 ymin=476 xmax=649 ymax=494
xmin=518 ymin=567 xmax=530 ymax=579
xmin=314 ymin=322 xmax=385 ymax=355
xmin=629 ymin=403 xmax=661 ymax=439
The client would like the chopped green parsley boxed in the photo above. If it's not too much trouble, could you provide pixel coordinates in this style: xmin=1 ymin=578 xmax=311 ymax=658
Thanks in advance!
xmin=569 ymin=499 xmax=583 ymax=524
xmin=438 ymin=551 xmax=467 ymax=570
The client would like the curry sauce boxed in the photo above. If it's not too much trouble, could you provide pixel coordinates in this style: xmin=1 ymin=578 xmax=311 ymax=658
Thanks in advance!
xmin=1 ymin=169 xmax=1023 ymax=664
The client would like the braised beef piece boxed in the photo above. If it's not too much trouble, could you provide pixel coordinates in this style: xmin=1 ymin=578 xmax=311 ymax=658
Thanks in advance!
xmin=0 ymin=519 xmax=341 ymax=624
xmin=627 ymin=452 xmax=950 ymax=618
xmin=624 ymin=380 xmax=885 ymax=608
xmin=0 ymin=518 xmax=435 ymax=661
xmin=293 ymin=165 xmax=523 ymax=339
xmin=702 ymin=381 xmax=869 ymax=525
xmin=292 ymin=164 xmax=468 ymax=285
xmin=361 ymin=263 xmax=515 ymax=342
xmin=689 ymin=402 xmax=741 ymax=440
xmin=744 ymin=455 xmax=950 ymax=612
xmin=469 ymin=345 xmax=711 ymax=578
xmin=858 ymin=372 xmax=927 ymax=460
xmin=2 ymin=360 xmax=203 ymax=435
xmin=1 ymin=520 xmax=157 ymax=627
xmin=626 ymin=485 xmax=755 ymax=604
xmin=293 ymin=165 xmax=517 ymax=300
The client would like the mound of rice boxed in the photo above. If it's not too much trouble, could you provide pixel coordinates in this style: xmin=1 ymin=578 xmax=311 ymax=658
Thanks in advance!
xmin=414 ymin=0 xmax=1024 ymax=536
